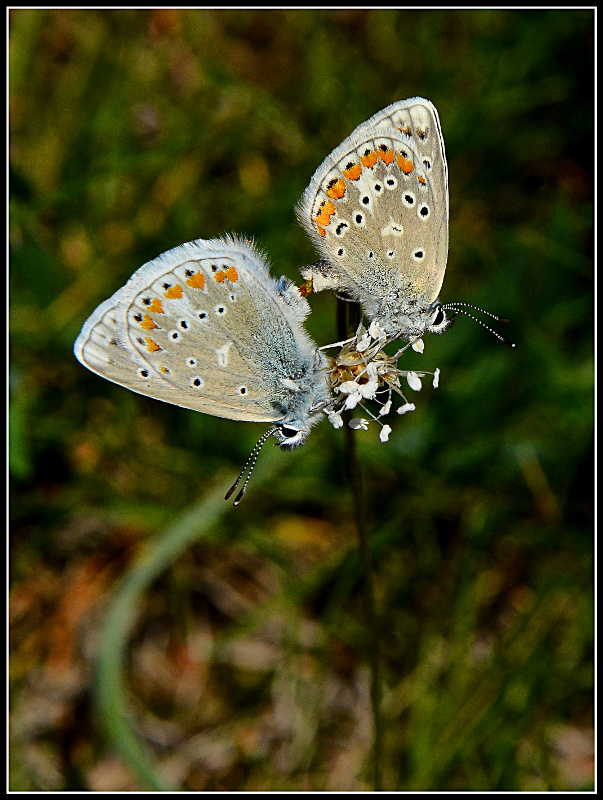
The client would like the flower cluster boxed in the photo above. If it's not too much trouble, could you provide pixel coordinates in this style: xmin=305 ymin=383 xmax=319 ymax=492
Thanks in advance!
xmin=322 ymin=321 xmax=440 ymax=442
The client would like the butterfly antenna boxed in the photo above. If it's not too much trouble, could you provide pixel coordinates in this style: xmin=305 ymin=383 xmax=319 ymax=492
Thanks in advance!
xmin=225 ymin=426 xmax=277 ymax=506
xmin=443 ymin=301 xmax=510 ymax=323
xmin=443 ymin=303 xmax=515 ymax=347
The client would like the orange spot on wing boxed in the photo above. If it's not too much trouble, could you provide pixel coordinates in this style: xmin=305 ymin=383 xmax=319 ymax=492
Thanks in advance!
xmin=317 ymin=225 xmax=326 ymax=237
xmin=398 ymin=155 xmax=414 ymax=174
xmin=139 ymin=314 xmax=158 ymax=330
xmin=326 ymin=177 xmax=346 ymax=200
xmin=225 ymin=266 xmax=239 ymax=282
xmin=360 ymin=150 xmax=377 ymax=168
xmin=315 ymin=199 xmax=336 ymax=227
xmin=160 ymin=366 xmax=169 ymax=374
xmin=148 ymin=298 xmax=164 ymax=314
xmin=214 ymin=271 xmax=226 ymax=283
xmin=164 ymin=285 xmax=183 ymax=299
xmin=186 ymin=272 xmax=205 ymax=289
xmin=145 ymin=338 xmax=161 ymax=352
xmin=418 ymin=175 xmax=426 ymax=185
xmin=315 ymin=210 xmax=332 ymax=226
xmin=378 ymin=148 xmax=394 ymax=165
xmin=343 ymin=163 xmax=362 ymax=180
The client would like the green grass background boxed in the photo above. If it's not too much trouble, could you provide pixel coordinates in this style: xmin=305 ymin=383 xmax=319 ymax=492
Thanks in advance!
xmin=10 ymin=8 xmax=593 ymax=791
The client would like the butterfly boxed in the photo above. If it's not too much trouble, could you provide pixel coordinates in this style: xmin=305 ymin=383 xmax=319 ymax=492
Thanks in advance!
xmin=74 ymin=236 xmax=332 ymax=500
xmin=297 ymin=97 xmax=513 ymax=346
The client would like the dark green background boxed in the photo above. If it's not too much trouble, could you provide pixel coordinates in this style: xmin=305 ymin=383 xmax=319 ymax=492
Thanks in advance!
xmin=10 ymin=9 xmax=593 ymax=791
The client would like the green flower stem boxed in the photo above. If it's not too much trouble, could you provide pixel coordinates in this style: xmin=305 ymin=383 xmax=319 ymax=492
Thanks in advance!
xmin=337 ymin=295 xmax=383 ymax=791
xmin=96 ymin=464 xmax=279 ymax=791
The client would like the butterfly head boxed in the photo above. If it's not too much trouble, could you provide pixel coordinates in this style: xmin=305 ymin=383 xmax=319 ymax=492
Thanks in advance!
xmin=272 ymin=422 xmax=311 ymax=450
xmin=424 ymin=302 xmax=454 ymax=336
xmin=272 ymin=389 xmax=331 ymax=450
xmin=379 ymin=299 xmax=453 ymax=341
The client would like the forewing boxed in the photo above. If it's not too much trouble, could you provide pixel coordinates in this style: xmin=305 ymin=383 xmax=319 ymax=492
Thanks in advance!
xmin=75 ymin=237 xmax=317 ymax=423
xmin=298 ymin=97 xmax=448 ymax=307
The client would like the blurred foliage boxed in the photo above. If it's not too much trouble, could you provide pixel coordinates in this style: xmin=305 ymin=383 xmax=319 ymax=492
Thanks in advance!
xmin=9 ymin=8 xmax=593 ymax=792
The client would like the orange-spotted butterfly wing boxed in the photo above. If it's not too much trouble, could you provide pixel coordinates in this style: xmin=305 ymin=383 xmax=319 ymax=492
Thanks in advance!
xmin=297 ymin=98 xmax=451 ymax=341
xmin=74 ymin=236 xmax=330 ymax=448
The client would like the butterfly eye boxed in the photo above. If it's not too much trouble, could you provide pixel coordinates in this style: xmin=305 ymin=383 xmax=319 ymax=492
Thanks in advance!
xmin=432 ymin=306 xmax=445 ymax=327
xmin=281 ymin=426 xmax=298 ymax=438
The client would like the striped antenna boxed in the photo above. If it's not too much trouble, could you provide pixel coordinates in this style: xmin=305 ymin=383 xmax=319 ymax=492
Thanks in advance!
xmin=443 ymin=302 xmax=516 ymax=347
xmin=225 ymin=426 xmax=277 ymax=506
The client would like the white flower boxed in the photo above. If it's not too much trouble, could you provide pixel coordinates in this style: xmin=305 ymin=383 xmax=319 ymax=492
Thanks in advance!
xmin=397 ymin=402 xmax=416 ymax=415
xmin=433 ymin=368 xmax=440 ymax=388
xmin=406 ymin=371 xmax=422 ymax=391
xmin=349 ymin=418 xmax=369 ymax=430
xmin=368 ymin=319 xmax=385 ymax=340
xmin=326 ymin=411 xmax=343 ymax=429
xmin=379 ymin=424 xmax=392 ymax=442
xmin=344 ymin=391 xmax=362 ymax=410
xmin=339 ymin=380 xmax=362 ymax=407
xmin=353 ymin=322 xmax=366 ymax=349
xmin=412 ymin=338 xmax=425 ymax=354
xmin=379 ymin=398 xmax=392 ymax=416
xmin=358 ymin=363 xmax=379 ymax=400
xmin=359 ymin=380 xmax=378 ymax=400
xmin=339 ymin=381 xmax=362 ymax=409
xmin=365 ymin=361 xmax=378 ymax=380
xmin=356 ymin=332 xmax=371 ymax=352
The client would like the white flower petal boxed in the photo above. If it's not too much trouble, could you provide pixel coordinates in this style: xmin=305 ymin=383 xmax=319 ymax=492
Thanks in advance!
xmin=366 ymin=361 xmax=378 ymax=380
xmin=432 ymin=368 xmax=440 ymax=388
xmin=349 ymin=418 xmax=370 ymax=430
xmin=379 ymin=424 xmax=392 ymax=442
xmin=327 ymin=412 xmax=343 ymax=429
xmin=344 ymin=391 xmax=361 ymax=410
xmin=359 ymin=379 xmax=379 ymax=399
xmin=339 ymin=380 xmax=360 ymax=394
xmin=368 ymin=320 xmax=384 ymax=340
xmin=412 ymin=338 xmax=425 ymax=354
xmin=356 ymin=333 xmax=371 ymax=352
xmin=406 ymin=371 xmax=422 ymax=391
xmin=379 ymin=398 xmax=392 ymax=416
xmin=397 ymin=402 xmax=416 ymax=415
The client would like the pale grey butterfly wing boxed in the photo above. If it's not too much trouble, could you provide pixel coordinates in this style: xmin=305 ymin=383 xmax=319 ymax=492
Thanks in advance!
xmin=297 ymin=97 xmax=450 ymax=340
xmin=75 ymin=236 xmax=330 ymax=446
